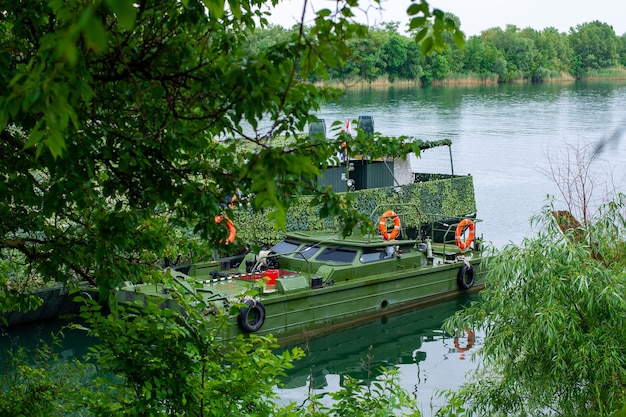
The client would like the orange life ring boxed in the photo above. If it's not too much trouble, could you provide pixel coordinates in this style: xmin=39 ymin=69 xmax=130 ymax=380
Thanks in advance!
xmin=454 ymin=328 xmax=475 ymax=360
xmin=215 ymin=215 xmax=236 ymax=244
xmin=378 ymin=210 xmax=401 ymax=240
xmin=455 ymin=218 xmax=475 ymax=250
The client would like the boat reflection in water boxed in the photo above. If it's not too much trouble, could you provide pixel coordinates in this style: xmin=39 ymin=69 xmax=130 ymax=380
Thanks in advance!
xmin=274 ymin=294 xmax=480 ymax=411
xmin=1 ymin=296 xmax=480 ymax=414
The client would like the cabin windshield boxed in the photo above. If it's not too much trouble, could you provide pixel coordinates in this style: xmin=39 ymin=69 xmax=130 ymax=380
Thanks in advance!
xmin=315 ymin=246 xmax=357 ymax=263
xmin=294 ymin=244 xmax=320 ymax=260
xmin=270 ymin=239 xmax=301 ymax=255
xmin=359 ymin=247 xmax=395 ymax=263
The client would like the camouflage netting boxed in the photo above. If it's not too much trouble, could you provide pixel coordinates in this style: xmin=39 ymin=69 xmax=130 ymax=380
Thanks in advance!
xmin=234 ymin=175 xmax=476 ymax=246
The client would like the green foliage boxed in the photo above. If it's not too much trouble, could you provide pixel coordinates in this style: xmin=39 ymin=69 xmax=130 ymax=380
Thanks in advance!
xmin=0 ymin=0 xmax=436 ymax=302
xmin=383 ymin=32 xmax=409 ymax=82
xmin=0 ymin=331 xmax=96 ymax=416
xmin=246 ymin=15 xmax=626 ymax=84
xmin=325 ymin=368 xmax=420 ymax=417
xmin=569 ymin=21 xmax=620 ymax=73
xmin=0 ymin=251 xmax=48 ymax=325
xmin=299 ymin=367 xmax=421 ymax=417
xmin=440 ymin=196 xmax=626 ymax=416
xmin=77 ymin=290 xmax=306 ymax=416
xmin=0 ymin=1 xmax=460 ymax=416
xmin=408 ymin=6 xmax=464 ymax=55
xmin=1 ymin=322 xmax=423 ymax=416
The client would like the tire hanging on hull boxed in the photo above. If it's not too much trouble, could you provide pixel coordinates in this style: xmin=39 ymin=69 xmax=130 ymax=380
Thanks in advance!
xmin=237 ymin=298 xmax=266 ymax=333
xmin=457 ymin=264 xmax=475 ymax=289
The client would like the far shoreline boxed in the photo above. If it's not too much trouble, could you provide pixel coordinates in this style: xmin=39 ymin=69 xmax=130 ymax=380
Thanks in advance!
xmin=315 ymin=67 xmax=626 ymax=89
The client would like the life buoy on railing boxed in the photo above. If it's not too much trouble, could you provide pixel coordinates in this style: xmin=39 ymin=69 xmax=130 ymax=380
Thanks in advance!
xmin=454 ymin=328 xmax=475 ymax=360
xmin=378 ymin=210 xmax=401 ymax=240
xmin=455 ymin=218 xmax=475 ymax=250
xmin=215 ymin=215 xmax=236 ymax=244
xmin=237 ymin=298 xmax=266 ymax=333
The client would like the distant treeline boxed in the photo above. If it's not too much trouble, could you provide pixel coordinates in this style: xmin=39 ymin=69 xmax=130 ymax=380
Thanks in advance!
xmin=247 ymin=18 xmax=626 ymax=84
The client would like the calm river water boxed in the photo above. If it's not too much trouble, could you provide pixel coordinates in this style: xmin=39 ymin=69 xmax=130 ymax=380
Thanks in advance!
xmin=3 ymin=81 xmax=626 ymax=415
xmin=322 ymin=80 xmax=626 ymax=249
xmin=278 ymin=80 xmax=626 ymax=413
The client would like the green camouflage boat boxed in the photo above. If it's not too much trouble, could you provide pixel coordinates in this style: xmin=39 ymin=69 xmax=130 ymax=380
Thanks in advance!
xmin=116 ymin=210 xmax=488 ymax=342
xmin=117 ymin=116 xmax=489 ymax=340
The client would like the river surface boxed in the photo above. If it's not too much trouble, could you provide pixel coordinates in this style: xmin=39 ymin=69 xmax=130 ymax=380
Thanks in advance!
xmin=3 ymin=81 xmax=626 ymax=415
xmin=275 ymin=294 xmax=481 ymax=414
xmin=276 ymin=80 xmax=626 ymax=413
xmin=322 ymin=80 xmax=626 ymax=249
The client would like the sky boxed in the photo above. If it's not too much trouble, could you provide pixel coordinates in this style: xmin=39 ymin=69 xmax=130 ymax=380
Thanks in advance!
xmin=266 ymin=0 xmax=626 ymax=36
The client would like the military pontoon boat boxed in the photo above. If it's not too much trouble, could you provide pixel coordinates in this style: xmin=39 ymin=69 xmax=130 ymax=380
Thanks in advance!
xmin=116 ymin=209 xmax=487 ymax=341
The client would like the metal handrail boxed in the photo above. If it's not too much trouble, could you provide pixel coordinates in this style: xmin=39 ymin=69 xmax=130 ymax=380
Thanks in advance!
xmin=369 ymin=203 xmax=421 ymax=241
xmin=371 ymin=203 xmax=480 ymax=252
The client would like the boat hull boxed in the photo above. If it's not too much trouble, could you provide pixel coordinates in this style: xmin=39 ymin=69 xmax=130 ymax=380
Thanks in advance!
xmin=224 ymin=258 xmax=486 ymax=342
xmin=118 ymin=254 xmax=487 ymax=343
xmin=1 ymin=284 xmax=91 ymax=327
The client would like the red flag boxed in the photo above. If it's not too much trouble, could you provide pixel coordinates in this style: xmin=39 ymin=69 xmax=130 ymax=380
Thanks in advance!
xmin=343 ymin=118 xmax=352 ymax=135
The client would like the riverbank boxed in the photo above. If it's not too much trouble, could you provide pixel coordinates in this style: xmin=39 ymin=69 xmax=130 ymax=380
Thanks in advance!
xmin=316 ymin=66 xmax=626 ymax=89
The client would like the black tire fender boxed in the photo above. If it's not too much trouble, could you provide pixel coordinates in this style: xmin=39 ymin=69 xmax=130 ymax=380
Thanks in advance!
xmin=457 ymin=264 xmax=475 ymax=290
xmin=237 ymin=298 xmax=266 ymax=333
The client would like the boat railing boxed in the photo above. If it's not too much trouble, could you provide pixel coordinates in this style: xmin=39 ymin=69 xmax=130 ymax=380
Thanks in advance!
xmin=369 ymin=203 xmax=421 ymax=241
xmin=423 ymin=214 xmax=482 ymax=254
xmin=371 ymin=203 xmax=481 ymax=253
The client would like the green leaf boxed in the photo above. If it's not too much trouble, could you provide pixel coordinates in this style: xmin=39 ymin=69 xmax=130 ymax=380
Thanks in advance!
xmin=421 ymin=36 xmax=434 ymax=55
xmin=0 ymin=101 xmax=7 ymax=132
xmin=106 ymin=0 xmax=138 ymax=30
xmin=452 ymin=30 xmax=466 ymax=48
xmin=228 ymin=0 xmax=241 ymax=20
xmin=202 ymin=0 xmax=225 ymax=18
xmin=83 ymin=15 xmax=107 ymax=52
xmin=24 ymin=123 xmax=44 ymax=150
xmin=47 ymin=129 xmax=66 ymax=158
xmin=406 ymin=1 xmax=429 ymax=16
